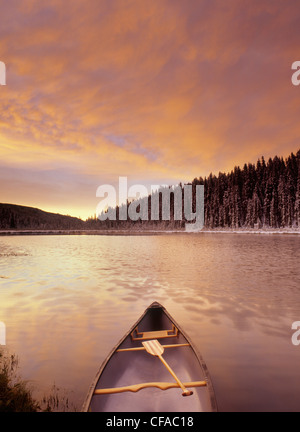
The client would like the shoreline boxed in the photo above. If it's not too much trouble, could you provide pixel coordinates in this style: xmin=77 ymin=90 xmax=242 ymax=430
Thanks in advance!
xmin=0 ymin=227 xmax=300 ymax=236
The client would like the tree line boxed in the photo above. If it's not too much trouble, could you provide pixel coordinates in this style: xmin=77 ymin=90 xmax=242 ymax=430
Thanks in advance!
xmin=0 ymin=203 xmax=85 ymax=230
xmin=202 ymin=149 xmax=300 ymax=229
xmin=1 ymin=149 xmax=300 ymax=230
xmin=93 ymin=149 xmax=300 ymax=230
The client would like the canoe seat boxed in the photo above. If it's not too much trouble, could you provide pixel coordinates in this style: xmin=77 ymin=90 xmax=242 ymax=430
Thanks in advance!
xmin=131 ymin=325 xmax=178 ymax=341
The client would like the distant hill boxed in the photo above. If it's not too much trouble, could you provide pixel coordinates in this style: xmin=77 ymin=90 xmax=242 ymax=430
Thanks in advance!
xmin=0 ymin=203 xmax=85 ymax=230
xmin=1 ymin=149 xmax=300 ymax=232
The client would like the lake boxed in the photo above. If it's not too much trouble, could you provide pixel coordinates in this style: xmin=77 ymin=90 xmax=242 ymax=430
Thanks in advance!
xmin=0 ymin=233 xmax=300 ymax=412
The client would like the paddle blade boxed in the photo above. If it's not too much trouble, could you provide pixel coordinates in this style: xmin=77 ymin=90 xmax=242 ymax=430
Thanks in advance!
xmin=142 ymin=339 xmax=164 ymax=356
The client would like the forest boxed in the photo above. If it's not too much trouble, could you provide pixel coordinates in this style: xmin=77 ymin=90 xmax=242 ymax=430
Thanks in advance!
xmin=1 ymin=149 xmax=300 ymax=231
xmin=202 ymin=149 xmax=300 ymax=229
xmin=93 ymin=149 xmax=300 ymax=230
xmin=0 ymin=203 xmax=85 ymax=231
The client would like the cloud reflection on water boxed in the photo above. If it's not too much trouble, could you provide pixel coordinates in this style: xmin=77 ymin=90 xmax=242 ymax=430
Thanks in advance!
xmin=0 ymin=233 xmax=299 ymax=410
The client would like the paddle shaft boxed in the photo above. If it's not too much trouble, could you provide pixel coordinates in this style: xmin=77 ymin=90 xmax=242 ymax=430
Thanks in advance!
xmin=157 ymin=354 xmax=193 ymax=396
xmin=142 ymin=339 xmax=193 ymax=397
xmin=94 ymin=380 xmax=206 ymax=395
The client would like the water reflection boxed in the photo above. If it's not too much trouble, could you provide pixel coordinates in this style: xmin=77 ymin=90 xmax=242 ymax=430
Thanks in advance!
xmin=0 ymin=233 xmax=300 ymax=411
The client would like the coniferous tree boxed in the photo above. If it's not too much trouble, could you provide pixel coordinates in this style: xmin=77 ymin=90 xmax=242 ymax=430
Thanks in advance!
xmin=2 ymin=150 xmax=300 ymax=231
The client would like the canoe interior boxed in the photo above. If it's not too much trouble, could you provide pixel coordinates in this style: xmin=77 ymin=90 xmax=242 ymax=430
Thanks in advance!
xmin=84 ymin=303 xmax=217 ymax=412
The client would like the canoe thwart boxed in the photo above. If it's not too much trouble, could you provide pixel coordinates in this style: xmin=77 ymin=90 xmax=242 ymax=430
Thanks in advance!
xmin=116 ymin=343 xmax=190 ymax=352
xmin=131 ymin=324 xmax=178 ymax=341
xmin=82 ymin=302 xmax=218 ymax=412
xmin=93 ymin=380 xmax=207 ymax=395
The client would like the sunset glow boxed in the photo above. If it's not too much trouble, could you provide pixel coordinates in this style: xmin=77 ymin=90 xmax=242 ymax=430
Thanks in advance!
xmin=1 ymin=1 xmax=300 ymax=219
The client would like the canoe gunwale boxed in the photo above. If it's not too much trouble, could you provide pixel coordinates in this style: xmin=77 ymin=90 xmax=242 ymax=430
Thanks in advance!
xmin=81 ymin=302 xmax=217 ymax=412
xmin=81 ymin=303 xmax=151 ymax=412
xmin=160 ymin=304 xmax=218 ymax=412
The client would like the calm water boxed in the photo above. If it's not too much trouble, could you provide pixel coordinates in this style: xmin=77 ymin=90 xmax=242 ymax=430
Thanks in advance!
xmin=0 ymin=233 xmax=300 ymax=412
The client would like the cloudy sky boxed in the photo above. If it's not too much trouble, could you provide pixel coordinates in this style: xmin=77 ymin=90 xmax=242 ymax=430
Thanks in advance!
xmin=1 ymin=0 xmax=300 ymax=219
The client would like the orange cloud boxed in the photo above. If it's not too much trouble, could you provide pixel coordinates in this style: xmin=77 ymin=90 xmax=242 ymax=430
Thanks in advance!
xmin=1 ymin=0 xmax=300 ymax=217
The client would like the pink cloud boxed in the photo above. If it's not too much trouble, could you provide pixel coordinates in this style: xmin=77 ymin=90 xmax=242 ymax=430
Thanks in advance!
xmin=1 ymin=0 xmax=300 ymax=216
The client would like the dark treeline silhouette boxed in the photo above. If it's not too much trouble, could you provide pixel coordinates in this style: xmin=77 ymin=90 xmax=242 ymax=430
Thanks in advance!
xmin=1 ymin=149 xmax=300 ymax=231
xmin=0 ymin=203 xmax=85 ymax=230
xmin=93 ymin=149 xmax=300 ymax=230
xmin=202 ymin=149 xmax=300 ymax=229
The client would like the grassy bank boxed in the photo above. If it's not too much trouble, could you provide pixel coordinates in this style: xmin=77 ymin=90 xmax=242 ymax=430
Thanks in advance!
xmin=0 ymin=348 xmax=74 ymax=412
xmin=0 ymin=349 xmax=39 ymax=412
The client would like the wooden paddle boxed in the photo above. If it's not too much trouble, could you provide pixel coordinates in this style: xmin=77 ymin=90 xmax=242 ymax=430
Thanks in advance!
xmin=142 ymin=339 xmax=193 ymax=396
xmin=94 ymin=380 xmax=206 ymax=395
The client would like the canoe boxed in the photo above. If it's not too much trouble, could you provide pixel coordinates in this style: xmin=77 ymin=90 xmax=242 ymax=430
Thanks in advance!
xmin=82 ymin=302 xmax=217 ymax=412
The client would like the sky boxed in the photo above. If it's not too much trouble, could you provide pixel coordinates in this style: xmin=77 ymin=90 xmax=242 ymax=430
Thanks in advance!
xmin=1 ymin=0 xmax=300 ymax=219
